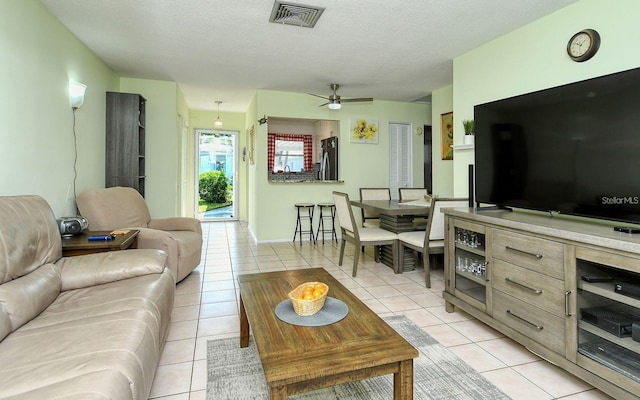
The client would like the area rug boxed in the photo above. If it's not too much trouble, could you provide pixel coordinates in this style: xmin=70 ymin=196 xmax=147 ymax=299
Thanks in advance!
xmin=207 ymin=315 xmax=511 ymax=399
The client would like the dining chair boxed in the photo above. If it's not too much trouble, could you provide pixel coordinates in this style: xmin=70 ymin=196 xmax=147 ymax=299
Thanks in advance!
xmin=333 ymin=191 xmax=399 ymax=277
xmin=398 ymin=188 xmax=428 ymax=202
xmin=399 ymin=188 xmax=430 ymax=229
xmin=397 ymin=197 xmax=468 ymax=287
xmin=359 ymin=188 xmax=391 ymax=228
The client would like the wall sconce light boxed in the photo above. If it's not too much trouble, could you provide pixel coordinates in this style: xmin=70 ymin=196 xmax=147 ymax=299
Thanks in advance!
xmin=258 ymin=115 xmax=268 ymax=125
xmin=69 ymin=82 xmax=87 ymax=109
xmin=214 ymin=101 xmax=223 ymax=128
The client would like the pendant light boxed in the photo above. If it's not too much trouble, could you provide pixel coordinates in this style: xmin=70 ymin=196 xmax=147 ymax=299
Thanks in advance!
xmin=214 ymin=101 xmax=223 ymax=128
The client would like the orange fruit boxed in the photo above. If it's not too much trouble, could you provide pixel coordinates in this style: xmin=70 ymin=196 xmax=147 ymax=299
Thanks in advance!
xmin=303 ymin=293 xmax=314 ymax=300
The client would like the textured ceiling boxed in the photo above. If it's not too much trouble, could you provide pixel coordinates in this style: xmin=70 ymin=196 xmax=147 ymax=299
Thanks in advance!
xmin=40 ymin=0 xmax=579 ymax=112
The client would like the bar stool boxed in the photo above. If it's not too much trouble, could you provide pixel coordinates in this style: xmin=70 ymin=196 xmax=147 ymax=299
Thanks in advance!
xmin=315 ymin=203 xmax=337 ymax=244
xmin=293 ymin=203 xmax=316 ymax=245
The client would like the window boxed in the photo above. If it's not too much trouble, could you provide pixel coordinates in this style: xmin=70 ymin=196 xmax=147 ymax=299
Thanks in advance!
xmin=273 ymin=140 xmax=304 ymax=172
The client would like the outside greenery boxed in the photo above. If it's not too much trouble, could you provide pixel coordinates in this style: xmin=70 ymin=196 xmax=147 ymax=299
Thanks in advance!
xmin=198 ymin=171 xmax=232 ymax=212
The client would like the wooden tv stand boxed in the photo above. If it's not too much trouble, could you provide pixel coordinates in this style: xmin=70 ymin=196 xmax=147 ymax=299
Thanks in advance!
xmin=442 ymin=208 xmax=640 ymax=399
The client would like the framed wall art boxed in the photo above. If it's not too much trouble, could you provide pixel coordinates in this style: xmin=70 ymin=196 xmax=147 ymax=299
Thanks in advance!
xmin=440 ymin=112 xmax=453 ymax=160
xmin=350 ymin=119 xmax=379 ymax=144
xmin=249 ymin=125 xmax=255 ymax=164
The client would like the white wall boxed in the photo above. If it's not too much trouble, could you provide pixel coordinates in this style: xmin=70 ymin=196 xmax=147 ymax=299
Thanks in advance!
xmin=0 ymin=0 xmax=117 ymax=217
xmin=451 ymin=0 xmax=640 ymax=196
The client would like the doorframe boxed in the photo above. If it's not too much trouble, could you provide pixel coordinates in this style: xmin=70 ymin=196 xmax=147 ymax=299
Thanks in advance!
xmin=193 ymin=128 xmax=239 ymax=220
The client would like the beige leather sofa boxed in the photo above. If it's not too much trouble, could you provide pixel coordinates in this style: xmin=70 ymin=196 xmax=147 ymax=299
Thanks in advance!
xmin=76 ymin=186 xmax=202 ymax=282
xmin=0 ymin=195 xmax=175 ymax=400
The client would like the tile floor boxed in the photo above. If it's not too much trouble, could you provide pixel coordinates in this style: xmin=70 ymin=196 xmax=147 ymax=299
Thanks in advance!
xmin=148 ymin=221 xmax=615 ymax=400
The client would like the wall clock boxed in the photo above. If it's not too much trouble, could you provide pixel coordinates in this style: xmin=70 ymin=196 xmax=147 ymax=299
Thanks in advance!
xmin=567 ymin=29 xmax=600 ymax=62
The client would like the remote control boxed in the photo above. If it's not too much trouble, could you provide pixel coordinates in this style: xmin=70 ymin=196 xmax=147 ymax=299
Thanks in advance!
xmin=614 ymin=226 xmax=640 ymax=234
xmin=87 ymin=234 xmax=115 ymax=241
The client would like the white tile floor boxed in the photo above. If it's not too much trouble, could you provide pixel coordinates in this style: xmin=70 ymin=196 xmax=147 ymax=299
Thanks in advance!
xmin=148 ymin=221 xmax=615 ymax=400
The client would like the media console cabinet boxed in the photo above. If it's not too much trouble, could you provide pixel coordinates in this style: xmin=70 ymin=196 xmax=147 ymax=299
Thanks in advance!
xmin=443 ymin=208 xmax=640 ymax=399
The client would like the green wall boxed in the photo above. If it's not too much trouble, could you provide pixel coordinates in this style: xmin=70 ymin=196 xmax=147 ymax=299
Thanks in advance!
xmin=450 ymin=0 xmax=640 ymax=196
xmin=251 ymin=90 xmax=430 ymax=241
xmin=0 ymin=0 xmax=117 ymax=217
xmin=431 ymin=85 xmax=454 ymax=197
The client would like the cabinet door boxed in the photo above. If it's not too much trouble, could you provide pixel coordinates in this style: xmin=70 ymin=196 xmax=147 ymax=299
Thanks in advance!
xmin=446 ymin=218 xmax=490 ymax=313
xmin=575 ymin=247 xmax=640 ymax=395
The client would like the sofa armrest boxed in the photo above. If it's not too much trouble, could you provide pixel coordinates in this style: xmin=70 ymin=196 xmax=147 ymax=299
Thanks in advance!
xmin=55 ymin=249 xmax=168 ymax=291
xmin=149 ymin=217 xmax=202 ymax=234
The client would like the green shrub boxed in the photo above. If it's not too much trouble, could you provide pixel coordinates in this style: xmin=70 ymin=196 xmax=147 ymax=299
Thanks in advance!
xmin=199 ymin=171 xmax=228 ymax=204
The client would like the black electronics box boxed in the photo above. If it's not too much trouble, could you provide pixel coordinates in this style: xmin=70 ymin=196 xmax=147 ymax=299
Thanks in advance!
xmin=633 ymin=322 xmax=640 ymax=343
xmin=581 ymin=307 xmax=640 ymax=337
xmin=614 ymin=282 xmax=640 ymax=300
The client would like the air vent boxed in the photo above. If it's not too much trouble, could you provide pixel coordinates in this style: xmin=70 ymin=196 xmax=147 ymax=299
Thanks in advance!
xmin=269 ymin=1 xmax=325 ymax=28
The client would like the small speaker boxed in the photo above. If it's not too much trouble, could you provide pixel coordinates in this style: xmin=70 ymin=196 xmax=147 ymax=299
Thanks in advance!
xmin=57 ymin=216 xmax=89 ymax=238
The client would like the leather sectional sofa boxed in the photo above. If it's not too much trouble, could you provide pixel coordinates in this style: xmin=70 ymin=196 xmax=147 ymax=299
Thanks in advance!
xmin=0 ymin=195 xmax=175 ymax=400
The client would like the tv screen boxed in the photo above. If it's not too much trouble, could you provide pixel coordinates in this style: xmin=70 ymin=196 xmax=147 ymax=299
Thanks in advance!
xmin=475 ymin=66 xmax=640 ymax=224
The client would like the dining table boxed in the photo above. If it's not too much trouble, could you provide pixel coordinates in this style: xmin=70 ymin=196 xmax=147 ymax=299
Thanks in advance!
xmin=350 ymin=199 xmax=431 ymax=272
xmin=349 ymin=199 xmax=430 ymax=233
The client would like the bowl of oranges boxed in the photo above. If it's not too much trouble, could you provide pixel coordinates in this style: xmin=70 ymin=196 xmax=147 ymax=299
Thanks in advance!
xmin=288 ymin=282 xmax=329 ymax=316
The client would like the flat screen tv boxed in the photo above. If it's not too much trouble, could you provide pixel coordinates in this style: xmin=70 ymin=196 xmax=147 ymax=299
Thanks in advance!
xmin=474 ymin=66 xmax=640 ymax=224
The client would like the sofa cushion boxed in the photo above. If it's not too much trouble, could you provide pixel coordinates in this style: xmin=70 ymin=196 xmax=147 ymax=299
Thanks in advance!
xmin=55 ymin=249 xmax=167 ymax=291
xmin=0 ymin=263 xmax=61 ymax=333
xmin=0 ymin=196 xmax=61 ymax=284
xmin=0 ymin=370 xmax=133 ymax=400
xmin=0 ymin=270 xmax=175 ymax=400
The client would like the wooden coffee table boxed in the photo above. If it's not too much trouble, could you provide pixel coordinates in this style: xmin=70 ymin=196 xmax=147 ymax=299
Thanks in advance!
xmin=238 ymin=268 xmax=418 ymax=399
xmin=61 ymin=230 xmax=139 ymax=257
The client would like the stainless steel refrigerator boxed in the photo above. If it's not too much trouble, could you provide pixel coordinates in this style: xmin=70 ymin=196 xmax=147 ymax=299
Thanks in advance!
xmin=320 ymin=136 xmax=338 ymax=181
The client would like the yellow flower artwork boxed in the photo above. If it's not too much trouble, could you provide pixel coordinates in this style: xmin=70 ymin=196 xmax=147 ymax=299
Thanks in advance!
xmin=350 ymin=119 xmax=379 ymax=144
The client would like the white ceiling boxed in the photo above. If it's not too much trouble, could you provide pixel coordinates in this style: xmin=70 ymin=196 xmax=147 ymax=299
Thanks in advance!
xmin=41 ymin=0 xmax=579 ymax=112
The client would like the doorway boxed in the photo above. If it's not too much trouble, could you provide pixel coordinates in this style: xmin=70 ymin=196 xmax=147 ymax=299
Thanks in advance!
xmin=389 ymin=122 xmax=412 ymax=200
xmin=194 ymin=129 xmax=238 ymax=220
xmin=423 ymin=125 xmax=433 ymax=193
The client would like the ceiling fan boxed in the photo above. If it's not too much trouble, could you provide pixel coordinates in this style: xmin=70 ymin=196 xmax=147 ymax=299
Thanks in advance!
xmin=309 ymin=84 xmax=373 ymax=110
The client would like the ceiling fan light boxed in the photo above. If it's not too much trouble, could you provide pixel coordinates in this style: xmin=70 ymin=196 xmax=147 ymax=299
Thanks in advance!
xmin=328 ymin=102 xmax=341 ymax=110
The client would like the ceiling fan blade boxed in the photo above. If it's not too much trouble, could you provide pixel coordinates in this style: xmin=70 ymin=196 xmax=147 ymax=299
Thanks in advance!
xmin=308 ymin=93 xmax=329 ymax=100
xmin=318 ymin=102 xmax=329 ymax=107
xmin=340 ymin=97 xmax=373 ymax=103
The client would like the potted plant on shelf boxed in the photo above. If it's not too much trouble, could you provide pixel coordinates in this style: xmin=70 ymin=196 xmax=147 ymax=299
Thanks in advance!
xmin=462 ymin=119 xmax=475 ymax=145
